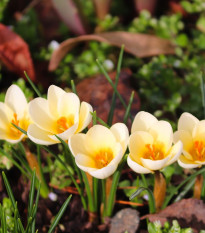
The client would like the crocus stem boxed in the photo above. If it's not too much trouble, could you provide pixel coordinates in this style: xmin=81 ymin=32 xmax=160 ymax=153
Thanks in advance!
xmin=24 ymin=144 xmax=49 ymax=198
xmin=194 ymin=174 xmax=203 ymax=199
xmin=81 ymin=172 xmax=98 ymax=223
xmin=154 ymin=171 xmax=166 ymax=212
xmin=105 ymin=155 xmax=127 ymax=218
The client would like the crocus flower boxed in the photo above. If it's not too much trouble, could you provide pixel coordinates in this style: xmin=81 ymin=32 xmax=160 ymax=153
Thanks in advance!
xmin=174 ymin=112 xmax=205 ymax=168
xmin=69 ymin=123 xmax=129 ymax=179
xmin=127 ymin=111 xmax=182 ymax=174
xmin=0 ymin=84 xmax=31 ymax=143
xmin=27 ymin=85 xmax=93 ymax=145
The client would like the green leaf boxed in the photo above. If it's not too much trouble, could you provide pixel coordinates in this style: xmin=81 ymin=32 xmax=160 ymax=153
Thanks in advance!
xmin=148 ymin=222 xmax=158 ymax=233
xmin=24 ymin=71 xmax=42 ymax=97
xmin=28 ymin=170 xmax=36 ymax=219
xmin=2 ymin=172 xmax=25 ymax=232
xmin=48 ymin=195 xmax=72 ymax=233
xmin=130 ymin=187 xmax=156 ymax=214
xmin=175 ymin=34 xmax=188 ymax=47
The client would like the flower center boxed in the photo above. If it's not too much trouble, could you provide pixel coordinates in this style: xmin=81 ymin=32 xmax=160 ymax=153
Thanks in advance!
xmin=143 ymin=144 xmax=164 ymax=160
xmin=10 ymin=113 xmax=21 ymax=135
xmin=192 ymin=140 xmax=205 ymax=161
xmin=95 ymin=148 xmax=114 ymax=169
xmin=56 ymin=115 xmax=74 ymax=134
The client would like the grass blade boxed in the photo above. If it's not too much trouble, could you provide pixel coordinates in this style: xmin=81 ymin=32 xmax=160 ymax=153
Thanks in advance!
xmin=28 ymin=170 xmax=36 ymax=219
xmin=123 ymin=91 xmax=134 ymax=124
xmin=107 ymin=45 xmax=124 ymax=126
xmin=24 ymin=71 xmax=42 ymax=97
xmin=42 ymin=146 xmax=87 ymax=210
xmin=11 ymin=123 xmax=27 ymax=135
xmin=130 ymin=187 xmax=156 ymax=214
xmin=81 ymin=172 xmax=95 ymax=213
xmin=71 ymin=80 xmax=77 ymax=94
xmin=90 ymin=112 xmax=109 ymax=127
xmin=47 ymin=195 xmax=72 ymax=233
xmin=92 ymin=111 xmax=97 ymax=125
xmin=2 ymin=172 xmax=25 ymax=232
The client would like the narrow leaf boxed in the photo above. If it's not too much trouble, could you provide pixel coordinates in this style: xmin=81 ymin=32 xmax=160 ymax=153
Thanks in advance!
xmin=24 ymin=71 xmax=41 ymax=97
xmin=48 ymin=195 xmax=72 ymax=233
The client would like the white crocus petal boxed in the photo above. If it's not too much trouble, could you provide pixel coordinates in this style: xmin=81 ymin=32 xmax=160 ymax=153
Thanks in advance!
xmin=127 ymin=155 xmax=151 ymax=174
xmin=89 ymin=163 xmax=118 ymax=179
xmin=28 ymin=124 xmax=57 ymax=145
xmin=69 ymin=134 xmax=93 ymax=157
xmin=178 ymin=155 xmax=200 ymax=169
xmin=87 ymin=125 xmax=116 ymax=150
xmin=141 ymin=156 xmax=170 ymax=171
xmin=0 ymin=130 xmax=8 ymax=140
xmin=165 ymin=140 xmax=183 ymax=166
xmin=108 ymin=143 xmax=123 ymax=165
xmin=110 ymin=123 xmax=129 ymax=154
xmin=29 ymin=98 xmax=56 ymax=133
xmin=75 ymin=153 xmax=96 ymax=172
xmin=178 ymin=112 xmax=199 ymax=134
xmin=149 ymin=120 xmax=173 ymax=153
xmin=182 ymin=150 xmax=193 ymax=160
xmin=6 ymin=134 xmax=25 ymax=144
xmin=131 ymin=111 xmax=158 ymax=133
xmin=0 ymin=103 xmax=11 ymax=128
xmin=173 ymin=130 xmax=193 ymax=151
xmin=76 ymin=102 xmax=93 ymax=133
xmin=5 ymin=85 xmax=27 ymax=119
xmin=47 ymin=85 xmax=65 ymax=118
xmin=49 ymin=123 xmax=78 ymax=141
xmin=58 ymin=92 xmax=80 ymax=117
xmin=195 ymin=160 xmax=205 ymax=165
xmin=129 ymin=131 xmax=153 ymax=163
xmin=193 ymin=120 xmax=205 ymax=139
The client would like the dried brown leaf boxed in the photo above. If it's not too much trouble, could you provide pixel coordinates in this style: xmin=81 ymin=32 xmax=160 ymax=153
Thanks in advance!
xmin=49 ymin=31 xmax=175 ymax=71
xmin=0 ymin=23 xmax=35 ymax=81
xmin=92 ymin=0 xmax=112 ymax=20
xmin=51 ymin=0 xmax=88 ymax=35
xmin=76 ymin=69 xmax=140 ymax=130
xmin=142 ymin=198 xmax=205 ymax=231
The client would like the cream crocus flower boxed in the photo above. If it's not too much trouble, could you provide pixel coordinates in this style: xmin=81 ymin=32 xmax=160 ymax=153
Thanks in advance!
xmin=0 ymin=84 xmax=31 ymax=143
xmin=127 ymin=111 xmax=183 ymax=174
xmin=27 ymin=85 xmax=93 ymax=145
xmin=174 ymin=112 xmax=205 ymax=169
xmin=68 ymin=123 xmax=129 ymax=179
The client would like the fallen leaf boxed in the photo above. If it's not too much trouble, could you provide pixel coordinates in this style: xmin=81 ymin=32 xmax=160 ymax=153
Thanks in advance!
xmin=51 ymin=0 xmax=88 ymax=35
xmin=49 ymin=31 xmax=175 ymax=71
xmin=142 ymin=198 xmax=205 ymax=231
xmin=0 ymin=23 xmax=35 ymax=81
xmin=92 ymin=0 xmax=112 ymax=20
xmin=76 ymin=69 xmax=140 ymax=130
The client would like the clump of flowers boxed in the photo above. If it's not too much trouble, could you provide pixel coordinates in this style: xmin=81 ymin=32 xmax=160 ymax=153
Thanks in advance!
xmin=1 ymin=77 xmax=205 ymax=225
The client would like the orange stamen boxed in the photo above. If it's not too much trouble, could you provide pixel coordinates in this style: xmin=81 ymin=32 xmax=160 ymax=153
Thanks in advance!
xmin=10 ymin=113 xmax=21 ymax=136
xmin=11 ymin=113 xmax=19 ymax=126
xmin=145 ymin=144 xmax=156 ymax=160
xmin=95 ymin=149 xmax=113 ymax=169
xmin=57 ymin=117 xmax=68 ymax=131
xmin=194 ymin=140 xmax=204 ymax=161
xmin=56 ymin=115 xmax=74 ymax=133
